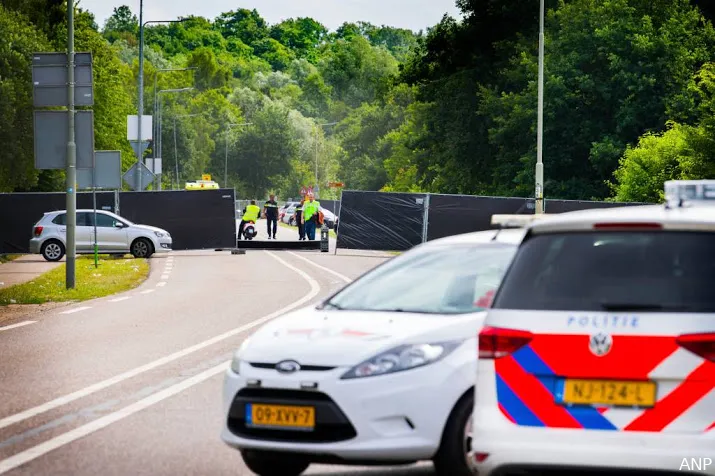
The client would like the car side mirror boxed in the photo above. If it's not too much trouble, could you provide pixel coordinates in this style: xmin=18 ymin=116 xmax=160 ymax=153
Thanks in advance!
xmin=114 ymin=222 xmax=125 ymax=228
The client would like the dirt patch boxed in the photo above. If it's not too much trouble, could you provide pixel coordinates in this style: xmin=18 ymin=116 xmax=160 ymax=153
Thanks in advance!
xmin=0 ymin=302 xmax=71 ymax=326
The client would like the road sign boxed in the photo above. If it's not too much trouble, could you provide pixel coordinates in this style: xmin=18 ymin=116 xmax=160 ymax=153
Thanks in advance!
xmin=202 ymin=174 xmax=212 ymax=181
xmin=77 ymin=151 xmax=122 ymax=189
xmin=328 ymin=182 xmax=344 ymax=188
xmin=129 ymin=140 xmax=150 ymax=158
xmin=300 ymin=186 xmax=307 ymax=196
xmin=127 ymin=115 xmax=152 ymax=141
xmin=145 ymin=158 xmax=162 ymax=174
xmin=123 ymin=162 xmax=155 ymax=191
xmin=34 ymin=110 xmax=94 ymax=169
xmin=32 ymin=52 xmax=93 ymax=107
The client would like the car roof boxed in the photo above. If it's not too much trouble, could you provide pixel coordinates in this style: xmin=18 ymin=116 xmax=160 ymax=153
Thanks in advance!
xmin=526 ymin=203 xmax=715 ymax=234
xmin=46 ymin=209 xmax=114 ymax=214
xmin=423 ymin=228 xmax=526 ymax=247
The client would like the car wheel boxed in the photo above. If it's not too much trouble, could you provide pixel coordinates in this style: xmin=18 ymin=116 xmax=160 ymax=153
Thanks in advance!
xmin=130 ymin=238 xmax=153 ymax=259
xmin=41 ymin=240 xmax=65 ymax=262
xmin=432 ymin=390 xmax=474 ymax=476
xmin=241 ymin=450 xmax=310 ymax=476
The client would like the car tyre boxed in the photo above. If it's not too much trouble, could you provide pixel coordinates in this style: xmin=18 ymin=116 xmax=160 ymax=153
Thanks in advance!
xmin=240 ymin=450 xmax=310 ymax=476
xmin=130 ymin=238 xmax=153 ymax=259
xmin=433 ymin=390 xmax=473 ymax=476
xmin=41 ymin=240 xmax=65 ymax=262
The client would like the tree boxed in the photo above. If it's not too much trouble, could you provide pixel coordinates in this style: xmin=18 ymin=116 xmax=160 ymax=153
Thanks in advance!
xmin=215 ymin=9 xmax=268 ymax=47
xmin=270 ymin=18 xmax=328 ymax=62
xmin=103 ymin=5 xmax=137 ymax=36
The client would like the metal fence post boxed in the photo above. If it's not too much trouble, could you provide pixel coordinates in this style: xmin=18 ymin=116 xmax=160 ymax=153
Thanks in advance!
xmin=421 ymin=194 xmax=430 ymax=243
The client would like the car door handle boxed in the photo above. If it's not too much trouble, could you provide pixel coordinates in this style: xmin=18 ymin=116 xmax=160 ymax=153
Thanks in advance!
xmin=60 ymin=228 xmax=66 ymax=232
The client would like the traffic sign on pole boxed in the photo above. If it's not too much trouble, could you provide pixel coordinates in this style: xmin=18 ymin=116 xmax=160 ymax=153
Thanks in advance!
xmin=122 ymin=162 xmax=155 ymax=191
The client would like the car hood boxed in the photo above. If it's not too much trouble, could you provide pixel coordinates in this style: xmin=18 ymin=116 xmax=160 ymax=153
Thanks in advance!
xmin=239 ymin=306 xmax=486 ymax=366
xmin=132 ymin=224 xmax=168 ymax=234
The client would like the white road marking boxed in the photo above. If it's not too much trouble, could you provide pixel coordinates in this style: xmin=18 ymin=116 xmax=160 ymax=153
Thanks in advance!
xmin=108 ymin=297 xmax=130 ymax=303
xmin=286 ymin=251 xmax=352 ymax=283
xmin=0 ymin=321 xmax=36 ymax=333
xmin=140 ymin=289 xmax=154 ymax=295
xmin=156 ymin=282 xmax=166 ymax=287
xmin=0 ymin=251 xmax=320 ymax=433
xmin=160 ymin=274 xmax=169 ymax=280
xmin=59 ymin=307 xmax=91 ymax=315
xmin=0 ymin=362 xmax=229 ymax=475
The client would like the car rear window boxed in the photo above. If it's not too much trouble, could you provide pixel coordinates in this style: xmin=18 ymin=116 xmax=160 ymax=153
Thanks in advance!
xmin=51 ymin=214 xmax=66 ymax=225
xmin=492 ymin=231 xmax=715 ymax=312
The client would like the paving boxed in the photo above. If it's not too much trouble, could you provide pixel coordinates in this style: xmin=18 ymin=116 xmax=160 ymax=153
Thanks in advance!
xmin=0 ymin=255 xmax=62 ymax=289
xmin=0 ymin=244 xmax=438 ymax=475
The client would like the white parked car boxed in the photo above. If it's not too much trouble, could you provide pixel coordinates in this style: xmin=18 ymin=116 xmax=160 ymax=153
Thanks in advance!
xmin=221 ymin=228 xmax=524 ymax=476
xmin=469 ymin=180 xmax=715 ymax=476
xmin=29 ymin=209 xmax=172 ymax=261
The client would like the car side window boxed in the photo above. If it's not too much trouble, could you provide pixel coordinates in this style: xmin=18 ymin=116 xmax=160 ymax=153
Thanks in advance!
xmin=52 ymin=214 xmax=66 ymax=225
xmin=95 ymin=213 xmax=117 ymax=228
xmin=76 ymin=212 xmax=92 ymax=226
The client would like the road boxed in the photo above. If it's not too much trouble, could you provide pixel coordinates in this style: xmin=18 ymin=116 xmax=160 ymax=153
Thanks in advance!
xmin=0 ymin=245 xmax=433 ymax=475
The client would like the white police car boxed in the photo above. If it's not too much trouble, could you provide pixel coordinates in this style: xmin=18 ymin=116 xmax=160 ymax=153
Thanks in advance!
xmin=469 ymin=180 xmax=715 ymax=475
xmin=221 ymin=227 xmax=527 ymax=476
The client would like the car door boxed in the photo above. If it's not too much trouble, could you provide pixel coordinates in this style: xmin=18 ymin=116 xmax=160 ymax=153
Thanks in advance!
xmin=94 ymin=212 xmax=128 ymax=252
xmin=74 ymin=212 xmax=93 ymax=252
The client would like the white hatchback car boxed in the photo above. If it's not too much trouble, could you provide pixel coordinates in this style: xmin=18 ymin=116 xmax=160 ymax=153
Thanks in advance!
xmin=30 ymin=209 xmax=172 ymax=261
xmin=221 ymin=228 xmax=524 ymax=476
xmin=470 ymin=181 xmax=715 ymax=476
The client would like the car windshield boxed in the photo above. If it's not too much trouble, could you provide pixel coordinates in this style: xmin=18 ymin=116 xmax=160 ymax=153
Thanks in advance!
xmin=493 ymin=231 xmax=715 ymax=312
xmin=324 ymin=243 xmax=516 ymax=314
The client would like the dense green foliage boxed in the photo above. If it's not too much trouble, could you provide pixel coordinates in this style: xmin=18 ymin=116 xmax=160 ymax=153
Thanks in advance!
xmin=1 ymin=0 xmax=714 ymax=201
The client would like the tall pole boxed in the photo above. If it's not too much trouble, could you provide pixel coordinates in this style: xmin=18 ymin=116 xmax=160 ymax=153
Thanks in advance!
xmin=173 ymin=116 xmax=179 ymax=187
xmin=66 ymin=1 xmax=76 ymax=288
xmin=535 ymin=0 xmax=545 ymax=214
xmin=136 ymin=0 xmax=144 ymax=192
xmin=225 ymin=129 xmax=229 ymax=187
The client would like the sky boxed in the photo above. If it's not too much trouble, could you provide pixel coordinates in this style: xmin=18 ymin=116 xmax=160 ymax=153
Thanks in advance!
xmin=78 ymin=0 xmax=463 ymax=33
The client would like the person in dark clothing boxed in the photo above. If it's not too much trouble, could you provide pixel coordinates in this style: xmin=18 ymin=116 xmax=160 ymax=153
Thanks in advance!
xmin=263 ymin=194 xmax=279 ymax=239
xmin=294 ymin=199 xmax=305 ymax=240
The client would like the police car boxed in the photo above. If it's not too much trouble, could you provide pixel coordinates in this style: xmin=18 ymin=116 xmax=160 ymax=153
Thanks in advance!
xmin=469 ymin=180 xmax=715 ymax=476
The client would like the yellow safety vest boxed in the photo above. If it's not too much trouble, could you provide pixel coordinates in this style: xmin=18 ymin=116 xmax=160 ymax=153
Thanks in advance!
xmin=243 ymin=204 xmax=260 ymax=222
xmin=303 ymin=200 xmax=321 ymax=220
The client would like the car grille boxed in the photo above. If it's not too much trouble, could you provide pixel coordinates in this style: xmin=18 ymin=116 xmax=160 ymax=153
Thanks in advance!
xmin=227 ymin=388 xmax=357 ymax=443
xmin=248 ymin=362 xmax=336 ymax=371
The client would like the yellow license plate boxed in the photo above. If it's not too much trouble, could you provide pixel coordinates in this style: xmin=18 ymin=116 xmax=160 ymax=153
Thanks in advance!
xmin=561 ymin=379 xmax=656 ymax=407
xmin=248 ymin=404 xmax=315 ymax=429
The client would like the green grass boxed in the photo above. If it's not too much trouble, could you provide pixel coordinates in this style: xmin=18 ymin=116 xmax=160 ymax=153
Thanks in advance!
xmin=0 ymin=255 xmax=150 ymax=305
xmin=0 ymin=254 xmax=22 ymax=264
xmin=278 ymin=221 xmax=337 ymax=238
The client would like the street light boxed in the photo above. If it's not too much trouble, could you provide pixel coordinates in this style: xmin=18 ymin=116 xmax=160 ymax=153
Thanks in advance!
xmin=224 ymin=122 xmax=253 ymax=187
xmin=152 ymin=67 xmax=196 ymax=189
xmin=135 ymin=0 xmax=186 ymax=192
xmin=535 ymin=0 xmax=545 ymax=214
xmin=173 ymin=113 xmax=201 ymax=189
xmin=156 ymin=87 xmax=193 ymax=189
xmin=315 ymin=122 xmax=338 ymax=198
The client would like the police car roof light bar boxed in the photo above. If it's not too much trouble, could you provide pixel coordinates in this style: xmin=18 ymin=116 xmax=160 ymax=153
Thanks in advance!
xmin=664 ymin=179 xmax=715 ymax=208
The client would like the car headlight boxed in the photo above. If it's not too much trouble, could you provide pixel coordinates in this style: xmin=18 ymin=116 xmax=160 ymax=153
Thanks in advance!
xmin=340 ymin=340 xmax=463 ymax=380
xmin=154 ymin=231 xmax=166 ymax=238
xmin=230 ymin=353 xmax=241 ymax=374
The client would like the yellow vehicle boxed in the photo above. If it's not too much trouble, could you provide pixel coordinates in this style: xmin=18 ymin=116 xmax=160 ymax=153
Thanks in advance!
xmin=185 ymin=174 xmax=219 ymax=190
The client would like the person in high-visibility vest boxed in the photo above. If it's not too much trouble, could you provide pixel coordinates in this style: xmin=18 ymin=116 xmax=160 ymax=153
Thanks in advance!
xmin=238 ymin=200 xmax=260 ymax=240
xmin=302 ymin=193 xmax=321 ymax=240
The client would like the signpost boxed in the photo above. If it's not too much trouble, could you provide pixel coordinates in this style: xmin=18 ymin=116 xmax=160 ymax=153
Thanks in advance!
xmin=127 ymin=115 xmax=153 ymax=191
xmin=32 ymin=17 xmax=95 ymax=288
xmin=122 ymin=162 xmax=155 ymax=191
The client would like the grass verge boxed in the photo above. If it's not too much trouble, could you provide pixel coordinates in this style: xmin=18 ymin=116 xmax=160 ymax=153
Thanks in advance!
xmin=0 ymin=254 xmax=23 ymax=264
xmin=0 ymin=255 xmax=150 ymax=305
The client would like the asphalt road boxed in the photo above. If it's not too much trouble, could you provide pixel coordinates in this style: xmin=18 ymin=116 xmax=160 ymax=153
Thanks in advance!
xmin=0 ymin=243 xmax=433 ymax=475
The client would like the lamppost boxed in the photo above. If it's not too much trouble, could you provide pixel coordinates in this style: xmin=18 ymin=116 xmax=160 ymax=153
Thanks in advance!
xmin=224 ymin=122 xmax=253 ymax=187
xmin=535 ymin=0 xmax=546 ymax=214
xmin=156 ymin=87 xmax=193 ymax=189
xmin=315 ymin=122 xmax=338 ymax=198
xmin=156 ymin=88 xmax=193 ymax=188
xmin=173 ymin=113 xmax=201 ymax=189
xmin=134 ymin=0 xmax=186 ymax=192
xmin=152 ymin=67 xmax=196 ymax=189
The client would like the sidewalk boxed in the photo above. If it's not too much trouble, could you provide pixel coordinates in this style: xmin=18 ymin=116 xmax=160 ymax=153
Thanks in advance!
xmin=0 ymin=255 xmax=62 ymax=289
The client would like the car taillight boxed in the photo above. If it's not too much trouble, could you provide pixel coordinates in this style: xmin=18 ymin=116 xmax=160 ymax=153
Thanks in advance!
xmin=33 ymin=226 xmax=43 ymax=237
xmin=676 ymin=332 xmax=715 ymax=362
xmin=478 ymin=326 xmax=533 ymax=359
xmin=593 ymin=222 xmax=662 ymax=230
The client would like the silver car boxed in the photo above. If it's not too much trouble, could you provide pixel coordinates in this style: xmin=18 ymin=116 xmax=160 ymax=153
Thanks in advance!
xmin=29 ymin=209 xmax=172 ymax=261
